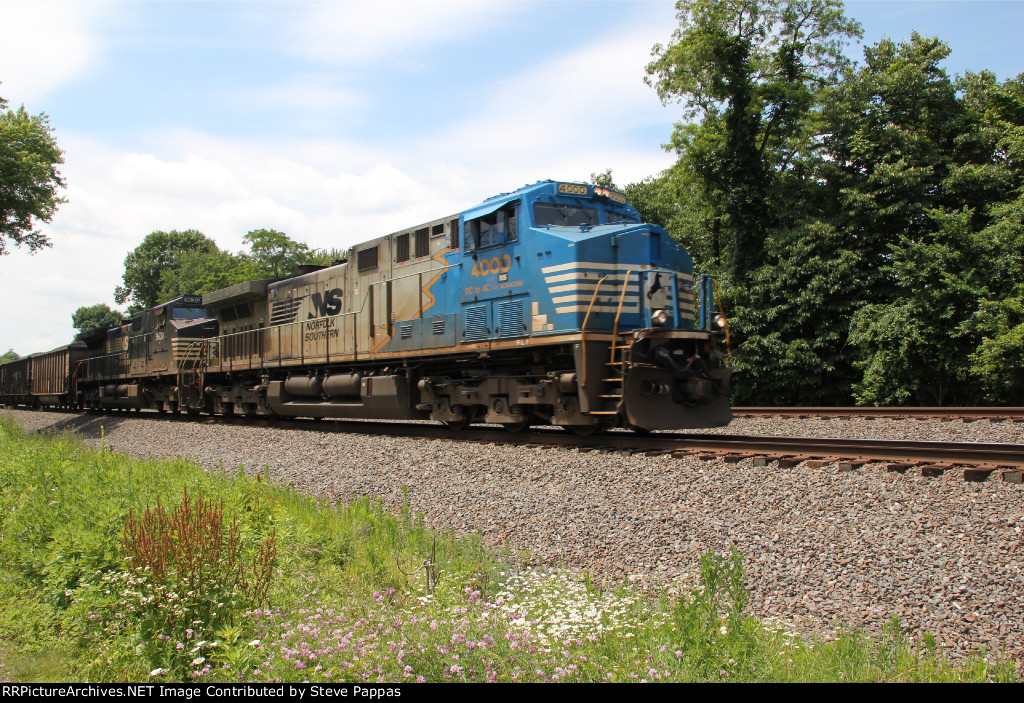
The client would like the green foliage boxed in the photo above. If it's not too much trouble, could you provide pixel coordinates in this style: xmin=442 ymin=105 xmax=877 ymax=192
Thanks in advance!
xmin=0 ymin=94 xmax=66 ymax=255
xmin=818 ymin=33 xmax=968 ymax=299
xmin=848 ymin=209 xmax=987 ymax=405
xmin=242 ymin=228 xmax=310 ymax=278
xmin=644 ymin=6 xmax=1024 ymax=405
xmin=71 ymin=304 xmax=126 ymax=339
xmin=589 ymin=168 xmax=617 ymax=189
xmin=93 ymin=487 xmax=277 ymax=678
xmin=0 ymin=417 xmax=1016 ymax=682
xmin=727 ymin=222 xmax=861 ymax=404
xmin=116 ymin=226 xmax=324 ymax=311
xmin=157 ymin=247 xmax=262 ymax=301
xmin=646 ymin=0 xmax=862 ymax=281
xmin=114 ymin=230 xmax=218 ymax=310
xmin=306 ymin=247 xmax=347 ymax=267
xmin=0 ymin=348 xmax=17 ymax=363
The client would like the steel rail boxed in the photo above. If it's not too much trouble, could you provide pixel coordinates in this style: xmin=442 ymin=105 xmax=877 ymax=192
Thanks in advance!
xmin=733 ymin=406 xmax=1024 ymax=419
xmin=21 ymin=409 xmax=1024 ymax=470
xmin=209 ymin=416 xmax=1024 ymax=468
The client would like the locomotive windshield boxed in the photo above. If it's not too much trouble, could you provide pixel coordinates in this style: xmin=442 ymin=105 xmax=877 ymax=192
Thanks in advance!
xmin=534 ymin=203 xmax=597 ymax=227
xmin=170 ymin=307 xmax=210 ymax=320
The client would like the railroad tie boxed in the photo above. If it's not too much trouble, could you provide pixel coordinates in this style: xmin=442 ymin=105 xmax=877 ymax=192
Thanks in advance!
xmin=919 ymin=463 xmax=955 ymax=477
xmin=776 ymin=456 xmax=812 ymax=468
xmin=886 ymin=461 xmax=927 ymax=474
xmin=964 ymin=467 xmax=997 ymax=482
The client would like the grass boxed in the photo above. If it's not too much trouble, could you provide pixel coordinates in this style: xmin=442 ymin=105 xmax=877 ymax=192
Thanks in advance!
xmin=0 ymin=412 xmax=1016 ymax=683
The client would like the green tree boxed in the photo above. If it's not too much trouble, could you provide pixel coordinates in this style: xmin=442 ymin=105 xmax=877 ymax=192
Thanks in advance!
xmin=0 ymin=93 xmax=66 ymax=255
xmin=242 ymin=228 xmax=310 ymax=278
xmin=0 ymin=348 xmax=18 ymax=363
xmin=828 ymin=41 xmax=1024 ymax=404
xmin=589 ymin=169 xmax=617 ymax=189
xmin=646 ymin=0 xmax=861 ymax=280
xmin=817 ymin=34 xmax=967 ymax=301
xmin=727 ymin=222 xmax=861 ymax=404
xmin=114 ymin=230 xmax=218 ymax=310
xmin=952 ymin=72 xmax=1024 ymax=403
xmin=848 ymin=209 xmax=989 ymax=405
xmin=307 ymin=247 xmax=347 ymax=267
xmin=158 ymin=248 xmax=262 ymax=301
xmin=71 ymin=304 xmax=126 ymax=339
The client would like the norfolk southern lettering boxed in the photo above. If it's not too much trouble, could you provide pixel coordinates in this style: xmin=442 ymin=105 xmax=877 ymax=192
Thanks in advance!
xmin=309 ymin=289 xmax=343 ymax=318
xmin=303 ymin=288 xmax=343 ymax=341
xmin=304 ymin=316 xmax=339 ymax=342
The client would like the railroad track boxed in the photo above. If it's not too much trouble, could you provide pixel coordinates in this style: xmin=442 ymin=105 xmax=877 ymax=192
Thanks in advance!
xmin=733 ymin=406 xmax=1024 ymax=421
xmin=199 ymin=414 xmax=1024 ymax=482
xmin=20 ymin=409 xmax=1024 ymax=483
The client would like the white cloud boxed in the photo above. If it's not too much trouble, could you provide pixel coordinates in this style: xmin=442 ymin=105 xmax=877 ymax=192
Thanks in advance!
xmin=417 ymin=14 xmax=679 ymax=186
xmin=228 ymin=73 xmax=371 ymax=114
xmin=0 ymin=0 xmax=114 ymax=103
xmin=282 ymin=0 xmax=519 ymax=68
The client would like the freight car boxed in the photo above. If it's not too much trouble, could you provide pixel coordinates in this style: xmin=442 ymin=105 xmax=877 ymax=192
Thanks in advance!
xmin=0 ymin=180 xmax=732 ymax=433
xmin=0 ymin=343 xmax=88 ymax=409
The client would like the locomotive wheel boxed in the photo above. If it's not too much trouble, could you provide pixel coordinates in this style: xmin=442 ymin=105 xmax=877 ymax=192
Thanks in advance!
xmin=501 ymin=420 xmax=531 ymax=433
xmin=565 ymin=424 xmax=602 ymax=437
xmin=629 ymin=424 xmax=651 ymax=435
xmin=444 ymin=418 xmax=470 ymax=431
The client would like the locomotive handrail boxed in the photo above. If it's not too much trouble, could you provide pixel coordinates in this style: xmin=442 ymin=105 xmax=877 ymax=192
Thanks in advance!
xmin=579 ymin=276 xmax=608 ymax=390
xmin=611 ymin=269 xmax=638 ymax=359
xmin=249 ymin=259 xmax=459 ymax=369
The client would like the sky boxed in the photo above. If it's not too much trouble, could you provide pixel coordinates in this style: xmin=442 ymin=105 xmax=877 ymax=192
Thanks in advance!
xmin=2 ymin=0 xmax=1023 ymax=353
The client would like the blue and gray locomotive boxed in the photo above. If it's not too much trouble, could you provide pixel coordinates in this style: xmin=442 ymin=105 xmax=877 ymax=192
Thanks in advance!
xmin=1 ymin=180 xmax=731 ymax=433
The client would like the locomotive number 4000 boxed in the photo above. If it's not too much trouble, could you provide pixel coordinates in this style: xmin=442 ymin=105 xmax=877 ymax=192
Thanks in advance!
xmin=471 ymin=255 xmax=512 ymax=277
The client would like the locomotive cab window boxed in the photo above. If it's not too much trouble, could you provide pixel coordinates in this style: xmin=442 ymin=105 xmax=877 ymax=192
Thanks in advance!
xmin=604 ymin=208 xmax=640 ymax=225
xmin=534 ymin=203 xmax=597 ymax=227
xmin=466 ymin=204 xmax=518 ymax=250
xmin=170 ymin=307 xmax=209 ymax=320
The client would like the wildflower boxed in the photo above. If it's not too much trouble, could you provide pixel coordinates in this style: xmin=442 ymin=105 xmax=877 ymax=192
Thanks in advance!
xmin=720 ymin=625 xmax=728 ymax=636
xmin=192 ymin=658 xmax=205 ymax=666
xmin=149 ymin=668 xmax=168 ymax=677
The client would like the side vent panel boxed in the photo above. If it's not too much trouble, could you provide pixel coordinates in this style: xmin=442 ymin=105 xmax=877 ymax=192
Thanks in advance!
xmin=496 ymin=299 xmax=524 ymax=338
xmin=463 ymin=305 xmax=489 ymax=341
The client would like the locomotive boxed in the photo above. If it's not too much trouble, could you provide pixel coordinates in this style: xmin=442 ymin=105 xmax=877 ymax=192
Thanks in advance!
xmin=0 ymin=180 xmax=732 ymax=434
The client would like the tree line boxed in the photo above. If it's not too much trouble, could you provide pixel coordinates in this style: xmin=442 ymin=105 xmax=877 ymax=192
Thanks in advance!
xmin=602 ymin=0 xmax=1022 ymax=406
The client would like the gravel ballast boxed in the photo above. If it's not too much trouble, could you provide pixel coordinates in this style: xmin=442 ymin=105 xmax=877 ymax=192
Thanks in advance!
xmin=7 ymin=409 xmax=1023 ymax=662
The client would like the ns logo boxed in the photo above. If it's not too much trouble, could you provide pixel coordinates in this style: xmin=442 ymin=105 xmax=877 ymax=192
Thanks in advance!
xmin=308 ymin=288 xmax=343 ymax=318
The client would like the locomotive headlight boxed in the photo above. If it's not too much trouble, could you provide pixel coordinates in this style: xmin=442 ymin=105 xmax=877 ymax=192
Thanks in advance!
xmin=712 ymin=313 xmax=727 ymax=330
xmin=651 ymin=309 xmax=669 ymax=327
